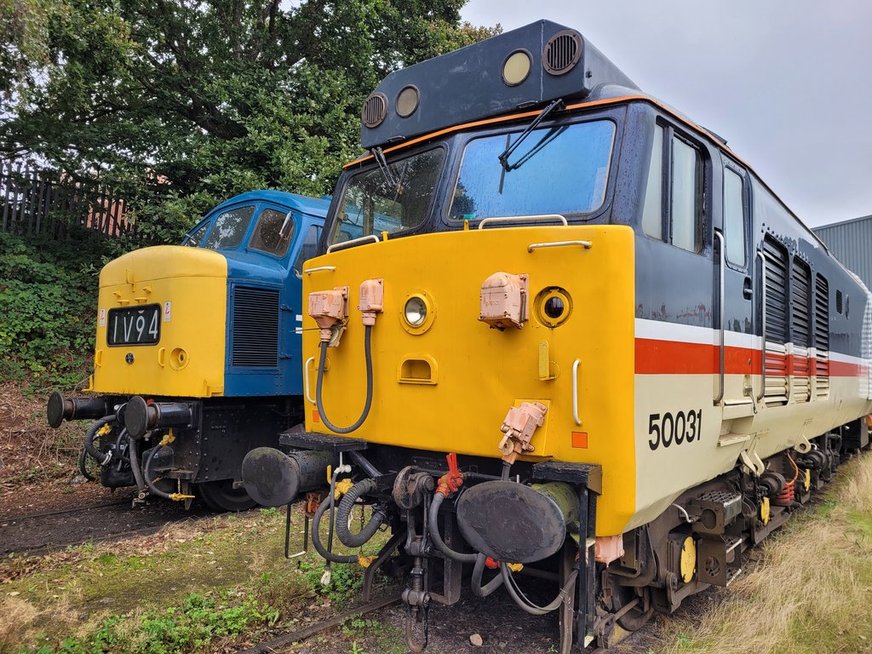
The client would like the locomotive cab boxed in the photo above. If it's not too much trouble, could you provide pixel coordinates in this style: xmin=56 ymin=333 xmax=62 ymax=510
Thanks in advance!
xmin=48 ymin=191 xmax=329 ymax=511
xmin=242 ymin=20 xmax=872 ymax=653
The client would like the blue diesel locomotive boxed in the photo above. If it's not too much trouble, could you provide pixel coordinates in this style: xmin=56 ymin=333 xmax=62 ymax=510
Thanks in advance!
xmin=47 ymin=190 xmax=329 ymax=511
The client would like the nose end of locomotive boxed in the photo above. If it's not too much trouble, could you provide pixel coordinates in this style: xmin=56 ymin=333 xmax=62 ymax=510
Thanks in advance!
xmin=241 ymin=446 xmax=335 ymax=508
xmin=455 ymin=480 xmax=579 ymax=563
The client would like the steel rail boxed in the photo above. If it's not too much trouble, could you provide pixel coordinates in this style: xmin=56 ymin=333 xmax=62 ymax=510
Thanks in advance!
xmin=237 ymin=594 xmax=401 ymax=654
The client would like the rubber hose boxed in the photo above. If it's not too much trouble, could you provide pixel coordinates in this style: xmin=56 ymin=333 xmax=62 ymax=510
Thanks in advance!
xmin=78 ymin=446 xmax=96 ymax=481
xmin=311 ymin=497 xmax=357 ymax=563
xmin=127 ymin=432 xmax=146 ymax=492
xmin=471 ymin=553 xmax=504 ymax=597
xmin=500 ymin=563 xmax=577 ymax=615
xmin=84 ymin=415 xmax=116 ymax=465
xmin=428 ymin=492 xmax=477 ymax=563
xmin=113 ymin=428 xmax=130 ymax=462
xmin=143 ymin=442 xmax=173 ymax=500
xmin=315 ymin=326 xmax=374 ymax=434
xmin=336 ymin=478 xmax=386 ymax=547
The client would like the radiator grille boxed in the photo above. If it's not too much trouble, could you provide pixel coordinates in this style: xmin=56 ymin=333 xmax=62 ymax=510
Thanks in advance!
xmin=763 ymin=237 xmax=789 ymax=405
xmin=232 ymin=286 xmax=279 ymax=368
xmin=814 ymin=274 xmax=830 ymax=398
xmin=790 ymin=258 xmax=811 ymax=403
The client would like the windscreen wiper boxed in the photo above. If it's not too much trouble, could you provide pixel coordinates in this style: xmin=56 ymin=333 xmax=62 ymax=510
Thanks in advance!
xmin=370 ymin=146 xmax=399 ymax=189
xmin=498 ymin=98 xmax=565 ymax=172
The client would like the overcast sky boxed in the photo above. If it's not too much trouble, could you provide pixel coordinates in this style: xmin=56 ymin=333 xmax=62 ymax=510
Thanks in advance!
xmin=461 ymin=0 xmax=872 ymax=227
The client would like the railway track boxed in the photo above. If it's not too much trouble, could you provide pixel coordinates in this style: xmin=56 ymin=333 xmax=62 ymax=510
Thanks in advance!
xmin=0 ymin=496 xmax=215 ymax=555
xmin=237 ymin=594 xmax=401 ymax=654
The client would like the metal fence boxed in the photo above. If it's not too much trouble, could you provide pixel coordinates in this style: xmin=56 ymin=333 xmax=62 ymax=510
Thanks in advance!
xmin=0 ymin=160 xmax=132 ymax=239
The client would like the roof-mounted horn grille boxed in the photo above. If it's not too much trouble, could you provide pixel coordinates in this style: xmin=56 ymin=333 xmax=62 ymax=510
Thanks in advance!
xmin=362 ymin=92 xmax=388 ymax=128
xmin=543 ymin=30 xmax=583 ymax=76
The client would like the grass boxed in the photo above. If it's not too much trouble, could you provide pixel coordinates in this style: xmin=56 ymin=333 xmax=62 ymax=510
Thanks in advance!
xmin=0 ymin=507 xmax=392 ymax=654
xmin=655 ymin=453 xmax=872 ymax=654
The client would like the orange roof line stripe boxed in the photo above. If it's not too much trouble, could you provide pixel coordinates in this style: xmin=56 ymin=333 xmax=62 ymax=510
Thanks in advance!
xmin=343 ymin=94 xmax=745 ymax=169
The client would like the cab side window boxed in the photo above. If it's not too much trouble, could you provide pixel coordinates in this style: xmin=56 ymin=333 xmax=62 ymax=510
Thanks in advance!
xmin=723 ymin=167 xmax=747 ymax=267
xmin=293 ymin=224 xmax=322 ymax=278
xmin=249 ymin=208 xmax=294 ymax=257
xmin=642 ymin=123 xmax=703 ymax=253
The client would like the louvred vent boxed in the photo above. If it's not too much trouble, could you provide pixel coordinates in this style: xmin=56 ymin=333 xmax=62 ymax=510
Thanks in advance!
xmin=232 ymin=286 xmax=279 ymax=368
xmin=543 ymin=30 xmax=582 ymax=76
xmin=362 ymin=93 xmax=388 ymax=128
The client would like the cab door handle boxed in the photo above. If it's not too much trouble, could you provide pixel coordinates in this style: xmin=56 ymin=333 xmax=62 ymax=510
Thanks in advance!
xmin=743 ymin=276 xmax=753 ymax=299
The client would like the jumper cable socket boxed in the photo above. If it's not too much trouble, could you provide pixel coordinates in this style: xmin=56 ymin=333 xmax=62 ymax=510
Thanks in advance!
xmin=308 ymin=287 xmax=349 ymax=344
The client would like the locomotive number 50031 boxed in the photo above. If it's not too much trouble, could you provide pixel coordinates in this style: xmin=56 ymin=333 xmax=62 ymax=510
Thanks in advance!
xmin=648 ymin=410 xmax=702 ymax=450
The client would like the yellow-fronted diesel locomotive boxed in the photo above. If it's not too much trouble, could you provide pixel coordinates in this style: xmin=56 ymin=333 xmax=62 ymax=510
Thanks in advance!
xmin=241 ymin=21 xmax=871 ymax=651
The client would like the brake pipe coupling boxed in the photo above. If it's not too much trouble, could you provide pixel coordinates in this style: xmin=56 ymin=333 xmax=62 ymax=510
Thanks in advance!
xmin=308 ymin=286 xmax=349 ymax=343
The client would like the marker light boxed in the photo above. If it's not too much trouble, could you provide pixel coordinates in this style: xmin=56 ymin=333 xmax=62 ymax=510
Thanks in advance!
xmin=502 ymin=50 xmax=532 ymax=87
xmin=404 ymin=296 xmax=427 ymax=327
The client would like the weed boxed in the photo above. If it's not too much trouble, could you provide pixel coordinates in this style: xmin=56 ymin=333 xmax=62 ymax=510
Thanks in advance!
xmin=297 ymin=558 xmax=364 ymax=605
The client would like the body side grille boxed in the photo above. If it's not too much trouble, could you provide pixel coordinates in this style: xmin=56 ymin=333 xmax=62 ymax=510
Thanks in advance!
xmin=232 ymin=286 xmax=279 ymax=368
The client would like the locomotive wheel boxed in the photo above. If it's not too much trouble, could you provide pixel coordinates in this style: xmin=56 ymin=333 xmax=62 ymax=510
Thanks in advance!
xmin=615 ymin=587 xmax=654 ymax=632
xmin=197 ymin=480 xmax=257 ymax=512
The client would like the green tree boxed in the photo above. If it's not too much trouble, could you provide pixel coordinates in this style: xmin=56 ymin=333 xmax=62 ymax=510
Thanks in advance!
xmin=0 ymin=0 xmax=498 ymax=242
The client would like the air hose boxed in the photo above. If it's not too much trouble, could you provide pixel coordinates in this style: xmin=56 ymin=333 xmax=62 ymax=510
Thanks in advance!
xmin=336 ymin=478 xmax=386 ymax=547
xmin=127 ymin=432 xmax=146 ymax=492
xmin=311 ymin=496 xmax=358 ymax=563
xmin=143 ymin=441 xmax=174 ymax=501
xmin=500 ymin=562 xmax=577 ymax=615
xmin=83 ymin=415 xmax=116 ymax=465
xmin=315 ymin=325 xmax=374 ymax=434
xmin=471 ymin=554 xmax=504 ymax=597
xmin=77 ymin=446 xmax=96 ymax=481
xmin=428 ymin=492 xmax=477 ymax=563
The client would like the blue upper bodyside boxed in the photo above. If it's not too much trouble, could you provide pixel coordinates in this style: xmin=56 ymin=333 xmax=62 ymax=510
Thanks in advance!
xmin=183 ymin=190 xmax=329 ymax=398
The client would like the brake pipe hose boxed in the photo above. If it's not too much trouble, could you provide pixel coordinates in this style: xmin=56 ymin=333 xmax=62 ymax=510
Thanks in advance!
xmin=311 ymin=497 xmax=358 ymax=563
xmin=143 ymin=440 xmax=174 ymax=501
xmin=500 ymin=562 xmax=578 ymax=615
xmin=83 ymin=415 xmax=116 ymax=465
xmin=142 ymin=433 xmax=193 ymax=502
xmin=315 ymin=325 xmax=374 ymax=434
xmin=428 ymin=492 xmax=478 ymax=563
xmin=126 ymin=431 xmax=147 ymax=492
xmin=471 ymin=553 xmax=505 ymax=597
xmin=335 ymin=478 xmax=386 ymax=548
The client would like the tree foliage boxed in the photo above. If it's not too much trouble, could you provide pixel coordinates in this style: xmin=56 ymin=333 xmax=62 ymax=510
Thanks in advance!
xmin=1 ymin=0 xmax=498 ymax=241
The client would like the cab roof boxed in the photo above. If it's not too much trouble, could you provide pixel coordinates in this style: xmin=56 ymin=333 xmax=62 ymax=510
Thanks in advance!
xmin=360 ymin=19 xmax=638 ymax=149
xmin=212 ymin=190 xmax=331 ymax=218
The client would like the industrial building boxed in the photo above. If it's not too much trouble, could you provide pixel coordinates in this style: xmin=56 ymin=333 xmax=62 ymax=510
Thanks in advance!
xmin=814 ymin=215 xmax=872 ymax=290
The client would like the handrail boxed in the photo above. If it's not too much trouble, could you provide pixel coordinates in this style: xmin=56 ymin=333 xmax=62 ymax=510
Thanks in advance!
xmin=303 ymin=265 xmax=337 ymax=274
xmin=528 ymin=240 xmax=592 ymax=252
xmin=572 ymin=359 xmax=582 ymax=425
xmin=477 ymin=214 xmax=568 ymax=230
xmin=304 ymin=357 xmax=316 ymax=404
xmin=326 ymin=234 xmax=380 ymax=253
xmin=756 ymin=250 xmax=766 ymax=403
xmin=714 ymin=230 xmax=725 ymax=405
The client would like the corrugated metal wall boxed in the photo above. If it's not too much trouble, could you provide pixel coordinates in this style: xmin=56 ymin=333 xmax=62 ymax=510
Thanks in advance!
xmin=813 ymin=215 xmax=872 ymax=290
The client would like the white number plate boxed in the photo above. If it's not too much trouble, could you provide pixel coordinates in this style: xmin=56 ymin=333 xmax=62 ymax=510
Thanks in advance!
xmin=107 ymin=305 xmax=161 ymax=346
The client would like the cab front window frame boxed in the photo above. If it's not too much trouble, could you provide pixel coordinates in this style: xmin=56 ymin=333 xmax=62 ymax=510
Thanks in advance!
xmin=327 ymin=143 xmax=448 ymax=246
xmin=444 ymin=115 xmax=618 ymax=225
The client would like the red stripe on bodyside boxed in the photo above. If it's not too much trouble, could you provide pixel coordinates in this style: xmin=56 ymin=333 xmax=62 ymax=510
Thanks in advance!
xmin=636 ymin=338 xmax=864 ymax=378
